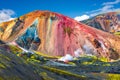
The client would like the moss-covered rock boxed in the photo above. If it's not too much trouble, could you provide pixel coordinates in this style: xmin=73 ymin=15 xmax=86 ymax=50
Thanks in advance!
xmin=0 ymin=44 xmax=42 ymax=80
xmin=0 ymin=43 xmax=120 ymax=80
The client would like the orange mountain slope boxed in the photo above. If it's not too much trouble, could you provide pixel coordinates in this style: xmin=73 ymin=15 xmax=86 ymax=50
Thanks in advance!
xmin=0 ymin=10 xmax=120 ymax=60
xmin=82 ymin=11 xmax=120 ymax=33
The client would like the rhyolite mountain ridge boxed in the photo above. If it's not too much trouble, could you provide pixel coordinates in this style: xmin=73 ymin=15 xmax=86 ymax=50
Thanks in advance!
xmin=0 ymin=10 xmax=120 ymax=61
xmin=82 ymin=11 xmax=120 ymax=33
xmin=0 ymin=10 xmax=120 ymax=80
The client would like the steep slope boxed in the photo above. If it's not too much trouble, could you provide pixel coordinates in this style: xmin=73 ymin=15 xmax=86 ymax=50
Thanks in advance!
xmin=0 ymin=10 xmax=120 ymax=61
xmin=1 ymin=42 xmax=120 ymax=80
xmin=0 ymin=43 xmax=42 ymax=80
xmin=82 ymin=11 xmax=120 ymax=33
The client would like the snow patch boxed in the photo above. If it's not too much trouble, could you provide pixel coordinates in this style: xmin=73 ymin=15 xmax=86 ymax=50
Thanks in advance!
xmin=8 ymin=41 xmax=34 ymax=54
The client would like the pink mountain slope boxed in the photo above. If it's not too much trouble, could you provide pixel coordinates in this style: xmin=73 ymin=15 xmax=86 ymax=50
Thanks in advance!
xmin=0 ymin=10 xmax=120 ymax=60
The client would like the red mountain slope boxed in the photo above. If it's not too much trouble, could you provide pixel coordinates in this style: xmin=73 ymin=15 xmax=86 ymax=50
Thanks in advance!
xmin=0 ymin=10 xmax=120 ymax=60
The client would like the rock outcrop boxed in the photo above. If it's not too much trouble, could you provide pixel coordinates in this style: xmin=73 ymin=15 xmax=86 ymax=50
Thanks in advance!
xmin=82 ymin=11 xmax=120 ymax=33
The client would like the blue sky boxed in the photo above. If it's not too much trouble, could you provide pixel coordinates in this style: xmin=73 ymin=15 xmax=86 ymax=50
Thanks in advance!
xmin=0 ymin=0 xmax=120 ymax=23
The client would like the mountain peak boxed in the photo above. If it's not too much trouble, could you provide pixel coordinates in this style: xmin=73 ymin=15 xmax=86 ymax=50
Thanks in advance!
xmin=0 ymin=10 xmax=120 ymax=61
xmin=83 ymin=11 xmax=120 ymax=33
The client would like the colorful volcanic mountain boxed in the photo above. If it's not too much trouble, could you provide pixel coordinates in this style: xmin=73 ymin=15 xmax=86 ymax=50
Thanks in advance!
xmin=82 ymin=11 xmax=120 ymax=33
xmin=0 ymin=10 xmax=120 ymax=61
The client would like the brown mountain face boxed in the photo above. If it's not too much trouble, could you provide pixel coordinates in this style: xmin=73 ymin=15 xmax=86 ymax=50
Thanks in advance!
xmin=82 ymin=11 xmax=120 ymax=33
xmin=0 ymin=10 xmax=120 ymax=61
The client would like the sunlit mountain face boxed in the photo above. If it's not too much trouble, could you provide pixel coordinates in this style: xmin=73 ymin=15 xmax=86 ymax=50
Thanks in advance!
xmin=0 ymin=10 xmax=120 ymax=80
xmin=0 ymin=10 xmax=120 ymax=61
xmin=82 ymin=11 xmax=120 ymax=33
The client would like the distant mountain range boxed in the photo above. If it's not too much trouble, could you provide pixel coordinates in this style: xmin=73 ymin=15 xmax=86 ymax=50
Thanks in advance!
xmin=0 ymin=10 xmax=120 ymax=61
xmin=82 ymin=11 xmax=120 ymax=33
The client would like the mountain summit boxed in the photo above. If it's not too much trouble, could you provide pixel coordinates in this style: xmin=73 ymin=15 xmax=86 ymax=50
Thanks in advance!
xmin=82 ymin=11 xmax=120 ymax=33
xmin=0 ymin=10 xmax=120 ymax=60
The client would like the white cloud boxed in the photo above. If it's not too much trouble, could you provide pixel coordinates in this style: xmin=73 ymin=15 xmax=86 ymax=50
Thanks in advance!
xmin=89 ymin=5 xmax=114 ymax=17
xmin=74 ymin=15 xmax=90 ymax=21
xmin=101 ymin=5 xmax=113 ymax=12
xmin=87 ymin=0 xmax=120 ymax=17
xmin=75 ymin=0 xmax=120 ymax=21
xmin=0 ymin=9 xmax=16 ymax=23
xmin=103 ymin=0 xmax=120 ymax=5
